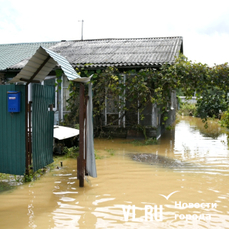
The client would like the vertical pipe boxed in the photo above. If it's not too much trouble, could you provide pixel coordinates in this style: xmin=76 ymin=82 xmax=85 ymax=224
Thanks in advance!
xmin=84 ymin=96 xmax=88 ymax=175
xmin=28 ymin=101 xmax=32 ymax=167
xmin=123 ymin=74 xmax=126 ymax=128
xmin=78 ymin=83 xmax=85 ymax=187
xmin=60 ymin=75 xmax=64 ymax=121
xmin=105 ymin=88 xmax=107 ymax=126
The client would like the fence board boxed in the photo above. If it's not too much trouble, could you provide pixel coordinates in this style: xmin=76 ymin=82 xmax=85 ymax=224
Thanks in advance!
xmin=0 ymin=85 xmax=26 ymax=175
xmin=32 ymin=84 xmax=55 ymax=172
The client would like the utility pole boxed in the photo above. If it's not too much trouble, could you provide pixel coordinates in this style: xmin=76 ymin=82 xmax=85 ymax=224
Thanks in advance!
xmin=78 ymin=20 xmax=84 ymax=40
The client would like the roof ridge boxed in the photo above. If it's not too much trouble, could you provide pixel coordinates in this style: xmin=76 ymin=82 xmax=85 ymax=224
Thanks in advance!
xmin=0 ymin=36 xmax=183 ymax=46
xmin=59 ymin=36 xmax=183 ymax=43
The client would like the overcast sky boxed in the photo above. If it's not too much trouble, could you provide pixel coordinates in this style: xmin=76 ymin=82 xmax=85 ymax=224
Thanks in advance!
xmin=0 ymin=0 xmax=229 ymax=66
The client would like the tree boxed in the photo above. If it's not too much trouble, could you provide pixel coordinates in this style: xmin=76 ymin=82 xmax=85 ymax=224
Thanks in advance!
xmin=196 ymin=87 xmax=228 ymax=119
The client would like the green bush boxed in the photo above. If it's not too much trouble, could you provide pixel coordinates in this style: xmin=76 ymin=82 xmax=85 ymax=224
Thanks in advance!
xmin=196 ymin=87 xmax=228 ymax=119
xmin=220 ymin=109 xmax=229 ymax=129
xmin=64 ymin=146 xmax=79 ymax=158
xmin=178 ymin=102 xmax=197 ymax=116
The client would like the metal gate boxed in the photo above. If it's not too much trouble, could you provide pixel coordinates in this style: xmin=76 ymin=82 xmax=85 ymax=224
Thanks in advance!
xmin=32 ymin=84 xmax=55 ymax=172
xmin=0 ymin=84 xmax=55 ymax=175
xmin=0 ymin=85 xmax=26 ymax=175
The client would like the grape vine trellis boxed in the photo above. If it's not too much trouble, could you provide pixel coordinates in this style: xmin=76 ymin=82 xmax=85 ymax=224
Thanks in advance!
xmin=62 ymin=54 xmax=229 ymax=134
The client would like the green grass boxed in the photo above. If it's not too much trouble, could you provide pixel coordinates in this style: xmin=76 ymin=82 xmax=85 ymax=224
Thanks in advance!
xmin=94 ymin=149 xmax=104 ymax=159
xmin=105 ymin=149 xmax=116 ymax=156
xmin=63 ymin=146 xmax=79 ymax=159
xmin=0 ymin=173 xmax=24 ymax=193
xmin=0 ymin=182 xmax=15 ymax=192
xmin=123 ymin=138 xmax=158 ymax=146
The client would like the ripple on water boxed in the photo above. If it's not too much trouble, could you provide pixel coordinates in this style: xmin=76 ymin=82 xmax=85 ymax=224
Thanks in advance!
xmin=1 ymin=117 xmax=229 ymax=229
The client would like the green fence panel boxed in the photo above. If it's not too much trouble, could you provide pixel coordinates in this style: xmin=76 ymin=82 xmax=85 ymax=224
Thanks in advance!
xmin=32 ymin=84 xmax=55 ymax=172
xmin=0 ymin=85 xmax=26 ymax=175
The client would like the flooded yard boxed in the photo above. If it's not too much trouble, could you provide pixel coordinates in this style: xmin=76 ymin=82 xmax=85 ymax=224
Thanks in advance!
xmin=1 ymin=116 xmax=229 ymax=228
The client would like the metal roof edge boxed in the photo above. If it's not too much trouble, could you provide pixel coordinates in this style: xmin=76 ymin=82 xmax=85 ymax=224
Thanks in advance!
xmin=0 ymin=41 xmax=60 ymax=46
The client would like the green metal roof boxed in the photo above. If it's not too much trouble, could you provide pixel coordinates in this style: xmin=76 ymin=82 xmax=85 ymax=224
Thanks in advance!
xmin=0 ymin=41 xmax=59 ymax=70
xmin=9 ymin=46 xmax=89 ymax=84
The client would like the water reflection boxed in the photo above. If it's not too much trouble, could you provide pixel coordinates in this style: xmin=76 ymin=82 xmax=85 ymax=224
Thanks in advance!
xmin=174 ymin=117 xmax=229 ymax=176
xmin=27 ymin=189 xmax=36 ymax=229
xmin=189 ymin=118 xmax=225 ymax=139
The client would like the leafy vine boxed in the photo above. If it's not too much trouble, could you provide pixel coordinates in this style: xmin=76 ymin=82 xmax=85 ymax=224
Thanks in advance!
xmin=60 ymin=54 xmax=229 ymax=135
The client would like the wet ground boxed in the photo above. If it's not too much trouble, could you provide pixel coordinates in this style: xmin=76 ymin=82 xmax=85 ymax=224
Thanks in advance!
xmin=1 ymin=116 xmax=229 ymax=228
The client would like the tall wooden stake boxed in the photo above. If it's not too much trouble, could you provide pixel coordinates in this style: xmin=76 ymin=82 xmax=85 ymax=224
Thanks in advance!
xmin=78 ymin=83 xmax=85 ymax=187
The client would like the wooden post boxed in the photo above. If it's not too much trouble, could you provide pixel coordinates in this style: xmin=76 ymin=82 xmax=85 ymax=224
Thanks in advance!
xmin=78 ymin=83 xmax=85 ymax=187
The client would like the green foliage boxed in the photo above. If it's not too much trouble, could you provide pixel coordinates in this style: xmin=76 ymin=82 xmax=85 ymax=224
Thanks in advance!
xmin=0 ymin=173 xmax=11 ymax=180
xmin=220 ymin=109 xmax=229 ymax=129
xmin=24 ymin=173 xmax=33 ymax=182
xmin=74 ymin=124 xmax=80 ymax=129
xmin=55 ymin=70 xmax=63 ymax=91
xmin=144 ymin=138 xmax=158 ymax=145
xmin=55 ymin=69 xmax=63 ymax=77
xmin=65 ymin=65 xmax=177 ymax=135
xmin=166 ymin=125 xmax=175 ymax=130
xmin=63 ymin=55 xmax=229 ymax=132
xmin=24 ymin=167 xmax=49 ymax=182
xmin=0 ymin=173 xmax=23 ymax=192
xmin=178 ymin=102 xmax=197 ymax=116
xmin=63 ymin=146 xmax=79 ymax=158
xmin=0 ymin=182 xmax=14 ymax=192
xmin=105 ymin=148 xmax=116 ymax=156
xmin=63 ymin=82 xmax=80 ymax=126
xmin=123 ymin=138 xmax=158 ymax=146
xmin=196 ymin=87 xmax=228 ymax=119
xmin=94 ymin=149 xmax=104 ymax=159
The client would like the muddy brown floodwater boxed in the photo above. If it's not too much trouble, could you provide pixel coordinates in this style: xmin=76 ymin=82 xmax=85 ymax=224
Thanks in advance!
xmin=1 ymin=116 xmax=229 ymax=228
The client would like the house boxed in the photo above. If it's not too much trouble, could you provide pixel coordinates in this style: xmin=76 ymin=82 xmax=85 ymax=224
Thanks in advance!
xmin=0 ymin=37 xmax=183 ymax=138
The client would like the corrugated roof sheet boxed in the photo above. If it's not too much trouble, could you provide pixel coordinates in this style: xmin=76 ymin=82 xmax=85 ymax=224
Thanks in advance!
xmin=10 ymin=47 xmax=91 ymax=83
xmin=49 ymin=37 xmax=183 ymax=68
xmin=7 ymin=37 xmax=183 ymax=70
xmin=0 ymin=41 xmax=59 ymax=70
xmin=9 ymin=47 xmax=91 ymax=84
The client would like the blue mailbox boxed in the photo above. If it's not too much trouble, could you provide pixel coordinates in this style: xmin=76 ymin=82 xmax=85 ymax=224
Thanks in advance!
xmin=7 ymin=91 xmax=21 ymax=112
